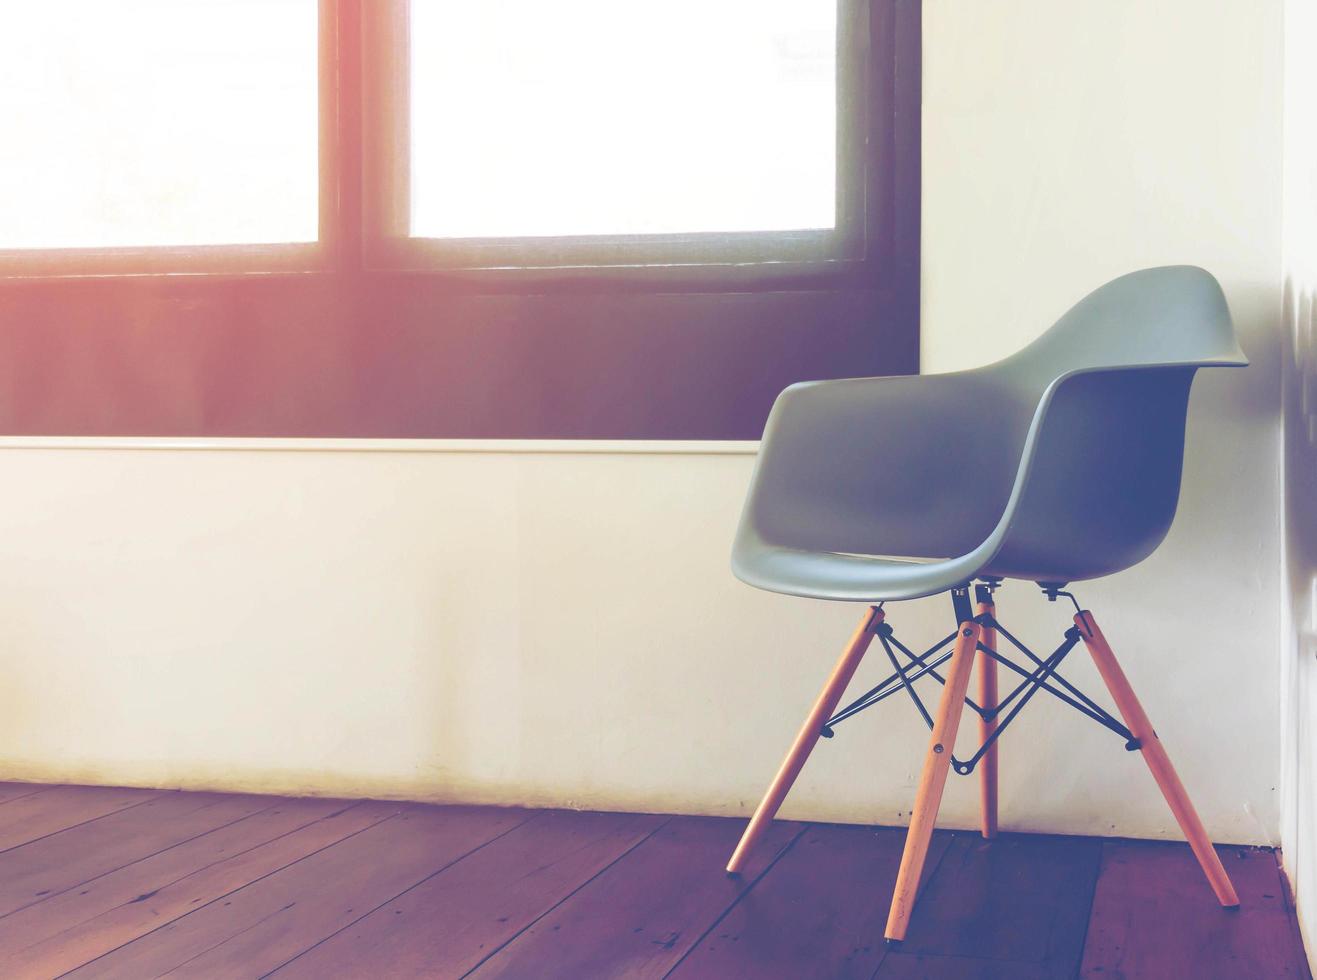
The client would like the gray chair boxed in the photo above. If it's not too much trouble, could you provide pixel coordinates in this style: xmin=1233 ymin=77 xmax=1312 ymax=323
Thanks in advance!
xmin=724 ymin=266 xmax=1247 ymax=945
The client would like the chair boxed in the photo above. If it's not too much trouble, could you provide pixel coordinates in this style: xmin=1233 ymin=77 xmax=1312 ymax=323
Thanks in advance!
xmin=724 ymin=265 xmax=1248 ymax=944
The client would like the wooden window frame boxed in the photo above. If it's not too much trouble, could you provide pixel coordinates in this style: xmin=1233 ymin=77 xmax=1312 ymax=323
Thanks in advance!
xmin=1 ymin=0 xmax=903 ymax=286
xmin=360 ymin=0 xmax=876 ymax=283
xmin=0 ymin=0 xmax=339 ymax=280
xmin=0 ymin=0 xmax=919 ymax=440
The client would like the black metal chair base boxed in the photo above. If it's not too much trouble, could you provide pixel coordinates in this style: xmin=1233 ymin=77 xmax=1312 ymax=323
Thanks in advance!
xmin=819 ymin=583 xmax=1137 ymax=775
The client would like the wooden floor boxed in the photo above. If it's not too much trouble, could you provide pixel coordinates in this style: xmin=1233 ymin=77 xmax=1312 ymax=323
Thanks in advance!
xmin=0 ymin=783 xmax=1306 ymax=979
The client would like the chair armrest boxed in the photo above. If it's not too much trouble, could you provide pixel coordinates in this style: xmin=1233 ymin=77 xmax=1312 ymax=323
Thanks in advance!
xmin=737 ymin=370 xmax=1035 ymax=564
xmin=985 ymin=364 xmax=1201 ymax=581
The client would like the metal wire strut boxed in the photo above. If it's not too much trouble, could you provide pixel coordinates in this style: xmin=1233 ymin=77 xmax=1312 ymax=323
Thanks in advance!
xmin=819 ymin=590 xmax=1137 ymax=776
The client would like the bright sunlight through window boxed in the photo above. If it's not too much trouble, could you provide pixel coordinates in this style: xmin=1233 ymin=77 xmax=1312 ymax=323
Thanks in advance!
xmin=408 ymin=0 xmax=837 ymax=240
xmin=0 ymin=0 xmax=318 ymax=250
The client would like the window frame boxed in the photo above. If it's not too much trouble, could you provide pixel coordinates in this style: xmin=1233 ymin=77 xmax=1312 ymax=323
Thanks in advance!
xmin=0 ymin=0 xmax=918 ymax=441
xmin=360 ymin=0 xmax=881 ymax=285
xmin=0 ymin=0 xmax=903 ymax=289
xmin=0 ymin=0 xmax=340 ymax=280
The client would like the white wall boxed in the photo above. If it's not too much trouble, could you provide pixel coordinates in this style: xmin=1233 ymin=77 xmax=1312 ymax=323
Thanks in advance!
xmin=0 ymin=438 xmax=1281 ymax=842
xmin=0 ymin=0 xmax=1288 ymax=846
xmin=1281 ymin=0 xmax=1317 ymax=953
xmin=921 ymin=0 xmax=1284 ymax=843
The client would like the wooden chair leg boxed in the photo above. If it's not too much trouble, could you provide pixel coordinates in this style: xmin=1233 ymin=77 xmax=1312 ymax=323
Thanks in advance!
xmin=976 ymin=599 xmax=999 ymax=839
xmin=725 ymin=605 xmax=883 ymax=874
xmin=1075 ymin=610 xmax=1240 ymax=908
xmin=884 ymin=620 xmax=982 ymax=943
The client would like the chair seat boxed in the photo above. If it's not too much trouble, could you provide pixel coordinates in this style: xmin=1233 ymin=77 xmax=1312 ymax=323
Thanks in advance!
xmin=732 ymin=541 xmax=990 ymax=603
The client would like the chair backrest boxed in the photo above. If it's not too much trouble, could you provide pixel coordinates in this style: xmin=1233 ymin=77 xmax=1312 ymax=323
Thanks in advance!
xmin=996 ymin=265 xmax=1244 ymax=387
xmin=982 ymin=265 xmax=1246 ymax=581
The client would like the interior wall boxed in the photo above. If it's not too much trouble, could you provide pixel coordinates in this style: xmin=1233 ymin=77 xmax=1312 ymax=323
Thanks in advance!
xmin=0 ymin=0 xmax=1288 ymax=846
xmin=1281 ymin=0 xmax=1317 ymax=954
xmin=920 ymin=0 xmax=1284 ymax=840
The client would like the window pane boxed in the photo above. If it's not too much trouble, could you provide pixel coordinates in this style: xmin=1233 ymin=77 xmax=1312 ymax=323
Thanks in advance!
xmin=409 ymin=0 xmax=836 ymax=240
xmin=0 ymin=0 xmax=318 ymax=250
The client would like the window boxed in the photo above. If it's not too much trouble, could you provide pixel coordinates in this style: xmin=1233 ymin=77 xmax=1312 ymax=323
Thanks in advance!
xmin=408 ymin=1 xmax=836 ymax=240
xmin=369 ymin=0 xmax=868 ymax=270
xmin=0 ymin=1 xmax=918 ymax=440
xmin=2 ymin=0 xmax=873 ymax=275
xmin=0 ymin=0 xmax=318 ymax=257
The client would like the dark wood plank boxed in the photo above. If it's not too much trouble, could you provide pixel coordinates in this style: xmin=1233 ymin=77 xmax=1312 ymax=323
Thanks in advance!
xmin=0 ymin=790 xmax=360 ymax=974
xmin=0 ymin=782 xmax=1304 ymax=980
xmin=69 ymin=804 xmax=529 ymax=978
xmin=670 ymin=824 xmax=953 ymax=980
xmin=0 ymin=796 xmax=363 ymax=979
xmin=0 ymin=791 xmax=273 ymax=919
xmin=874 ymin=951 xmax=1061 ymax=979
xmin=0 ymin=783 xmax=52 ymax=807
xmin=0 ymin=785 xmax=164 ymax=852
xmin=471 ymin=815 xmax=804 ymax=980
xmin=878 ymin=832 xmax=1103 ymax=976
xmin=1080 ymin=840 xmax=1312 ymax=979
xmin=271 ymin=809 xmax=668 ymax=979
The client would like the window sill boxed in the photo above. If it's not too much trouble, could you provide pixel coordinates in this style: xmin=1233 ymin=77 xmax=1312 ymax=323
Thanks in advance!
xmin=0 ymin=436 xmax=760 ymax=455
